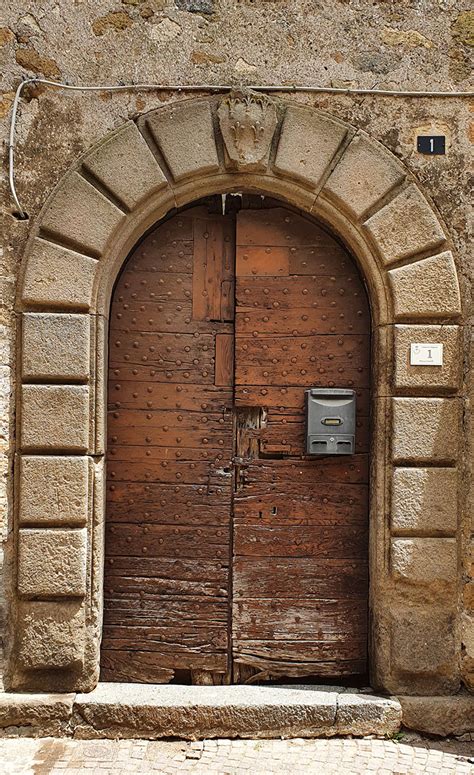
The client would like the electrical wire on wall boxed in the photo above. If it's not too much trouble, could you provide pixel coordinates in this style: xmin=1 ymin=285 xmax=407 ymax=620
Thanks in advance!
xmin=8 ymin=76 xmax=474 ymax=220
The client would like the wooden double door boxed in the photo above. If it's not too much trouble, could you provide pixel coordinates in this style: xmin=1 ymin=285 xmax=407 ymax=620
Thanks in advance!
xmin=101 ymin=198 xmax=371 ymax=684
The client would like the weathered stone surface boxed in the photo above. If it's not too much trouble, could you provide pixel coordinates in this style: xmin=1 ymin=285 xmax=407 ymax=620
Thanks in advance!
xmin=21 ymin=385 xmax=90 ymax=452
xmin=323 ymin=133 xmax=405 ymax=219
xmin=74 ymin=684 xmax=337 ymax=739
xmin=391 ymin=467 xmax=457 ymax=536
xmin=0 ymin=692 xmax=75 ymax=731
xmin=82 ymin=122 xmax=167 ymax=210
xmin=145 ymin=100 xmax=219 ymax=181
xmin=21 ymin=238 xmax=97 ymax=311
xmin=40 ymin=172 xmax=125 ymax=257
xmin=217 ymin=89 xmax=277 ymax=171
xmin=22 ymin=313 xmax=91 ymax=381
xmin=19 ymin=455 xmax=89 ymax=527
xmin=392 ymin=398 xmax=460 ymax=464
xmin=399 ymin=695 xmax=474 ymax=736
xmin=17 ymin=601 xmax=85 ymax=669
xmin=390 ymin=538 xmax=457 ymax=584
xmin=18 ymin=528 xmax=87 ymax=597
xmin=274 ymin=106 xmax=347 ymax=190
xmin=72 ymin=684 xmax=401 ymax=739
xmin=393 ymin=324 xmax=462 ymax=392
xmin=364 ymin=184 xmax=446 ymax=264
xmin=390 ymin=608 xmax=458 ymax=693
xmin=335 ymin=694 xmax=401 ymax=737
xmin=388 ymin=251 xmax=461 ymax=320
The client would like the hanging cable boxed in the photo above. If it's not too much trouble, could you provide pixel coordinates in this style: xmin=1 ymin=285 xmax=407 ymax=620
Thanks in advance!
xmin=8 ymin=76 xmax=474 ymax=219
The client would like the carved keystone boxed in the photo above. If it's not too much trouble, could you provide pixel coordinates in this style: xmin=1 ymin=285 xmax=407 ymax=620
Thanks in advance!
xmin=218 ymin=89 xmax=278 ymax=172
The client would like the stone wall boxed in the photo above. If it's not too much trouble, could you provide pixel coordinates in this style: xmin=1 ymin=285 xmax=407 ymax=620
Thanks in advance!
xmin=0 ymin=0 xmax=473 ymax=692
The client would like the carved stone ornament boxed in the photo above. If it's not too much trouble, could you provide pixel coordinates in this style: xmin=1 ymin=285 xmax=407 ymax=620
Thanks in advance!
xmin=218 ymin=89 xmax=278 ymax=171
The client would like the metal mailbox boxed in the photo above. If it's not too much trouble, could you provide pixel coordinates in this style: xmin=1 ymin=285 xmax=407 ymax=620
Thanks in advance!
xmin=305 ymin=388 xmax=356 ymax=455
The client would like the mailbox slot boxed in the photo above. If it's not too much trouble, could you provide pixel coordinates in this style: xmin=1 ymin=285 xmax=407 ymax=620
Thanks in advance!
xmin=305 ymin=388 xmax=356 ymax=456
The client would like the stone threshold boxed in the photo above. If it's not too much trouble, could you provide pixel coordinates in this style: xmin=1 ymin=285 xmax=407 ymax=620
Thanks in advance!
xmin=1 ymin=683 xmax=402 ymax=739
xmin=0 ymin=684 xmax=472 ymax=740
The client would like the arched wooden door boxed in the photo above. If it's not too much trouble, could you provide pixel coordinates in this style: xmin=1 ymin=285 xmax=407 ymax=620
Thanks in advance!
xmin=101 ymin=198 xmax=370 ymax=684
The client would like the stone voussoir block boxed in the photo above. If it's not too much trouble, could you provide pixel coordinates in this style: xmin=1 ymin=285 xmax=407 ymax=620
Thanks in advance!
xmin=274 ymin=105 xmax=348 ymax=191
xmin=21 ymin=384 xmax=90 ymax=452
xmin=22 ymin=312 xmax=92 ymax=382
xmin=18 ymin=528 xmax=87 ymax=597
xmin=323 ymin=132 xmax=406 ymax=219
xmin=21 ymin=238 xmax=97 ymax=311
xmin=393 ymin=324 xmax=462 ymax=392
xmin=19 ymin=455 xmax=90 ymax=527
xmin=391 ymin=467 xmax=457 ymax=535
xmin=17 ymin=600 xmax=86 ymax=670
xmin=392 ymin=397 xmax=460 ymax=464
xmin=145 ymin=99 xmax=219 ymax=182
xmin=390 ymin=537 xmax=457 ymax=584
xmin=82 ymin=121 xmax=168 ymax=211
xmin=364 ymin=184 xmax=446 ymax=265
xmin=40 ymin=171 xmax=125 ymax=257
xmin=388 ymin=250 xmax=461 ymax=320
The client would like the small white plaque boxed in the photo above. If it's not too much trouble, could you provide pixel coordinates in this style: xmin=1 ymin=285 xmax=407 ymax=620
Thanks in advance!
xmin=410 ymin=343 xmax=443 ymax=366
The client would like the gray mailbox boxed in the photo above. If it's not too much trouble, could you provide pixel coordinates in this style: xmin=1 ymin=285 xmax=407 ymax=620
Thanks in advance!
xmin=305 ymin=388 xmax=356 ymax=456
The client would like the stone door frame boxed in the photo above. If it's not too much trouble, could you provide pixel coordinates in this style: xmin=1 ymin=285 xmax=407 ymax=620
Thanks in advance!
xmin=7 ymin=93 xmax=463 ymax=694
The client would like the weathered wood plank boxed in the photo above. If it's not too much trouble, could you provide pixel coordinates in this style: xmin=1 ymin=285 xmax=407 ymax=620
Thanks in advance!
xmin=109 ymin=381 xmax=233 ymax=411
xmin=235 ymin=276 xmax=367 ymax=308
xmin=233 ymin=524 xmax=367 ymax=558
xmin=236 ymin=246 xmax=289 ymax=277
xmin=106 ymin=523 xmax=230 ymax=559
xmin=215 ymin=333 xmax=234 ymax=387
xmin=233 ymin=488 xmax=368 ymax=525
xmin=233 ymin=598 xmax=367 ymax=640
xmin=233 ymin=557 xmax=367 ymax=598
xmin=234 ymin=385 xmax=370 ymax=415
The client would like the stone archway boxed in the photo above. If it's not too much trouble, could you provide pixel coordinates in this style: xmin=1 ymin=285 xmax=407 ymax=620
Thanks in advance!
xmin=7 ymin=92 xmax=462 ymax=694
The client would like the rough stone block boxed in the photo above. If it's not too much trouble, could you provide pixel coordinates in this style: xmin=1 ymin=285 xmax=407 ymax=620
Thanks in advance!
xmin=390 ymin=608 xmax=457 ymax=692
xmin=323 ymin=133 xmax=405 ymax=219
xmin=21 ymin=238 xmax=97 ymax=311
xmin=22 ymin=313 xmax=91 ymax=381
xmin=274 ymin=106 xmax=347 ymax=190
xmin=393 ymin=324 xmax=462 ymax=392
xmin=335 ymin=694 xmax=401 ymax=737
xmin=21 ymin=385 xmax=90 ymax=452
xmin=388 ymin=251 xmax=461 ymax=320
xmin=390 ymin=538 xmax=457 ymax=584
xmin=19 ymin=455 xmax=89 ymax=527
xmin=145 ymin=100 xmax=219 ymax=181
xmin=41 ymin=172 xmax=124 ymax=257
xmin=399 ymin=696 xmax=474 ymax=736
xmin=18 ymin=528 xmax=87 ymax=597
xmin=0 ymin=692 xmax=74 ymax=731
xmin=82 ymin=122 xmax=168 ymax=210
xmin=391 ymin=467 xmax=457 ymax=535
xmin=364 ymin=184 xmax=446 ymax=264
xmin=392 ymin=397 xmax=460 ymax=464
xmin=17 ymin=600 xmax=85 ymax=669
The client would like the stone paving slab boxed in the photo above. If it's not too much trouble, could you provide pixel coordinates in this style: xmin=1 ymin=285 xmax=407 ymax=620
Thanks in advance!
xmin=1 ymin=734 xmax=473 ymax=774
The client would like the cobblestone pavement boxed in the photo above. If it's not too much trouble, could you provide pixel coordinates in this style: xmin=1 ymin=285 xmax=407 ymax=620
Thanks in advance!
xmin=1 ymin=735 xmax=473 ymax=774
